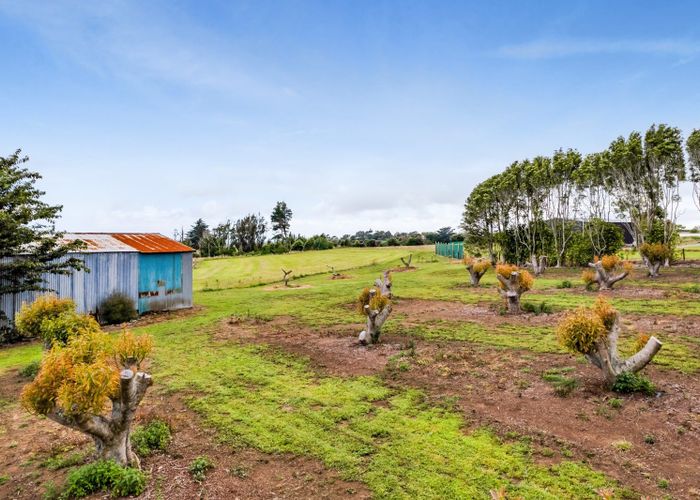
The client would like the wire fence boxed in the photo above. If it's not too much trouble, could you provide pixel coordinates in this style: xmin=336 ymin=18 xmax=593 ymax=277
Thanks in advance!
xmin=435 ymin=241 xmax=464 ymax=260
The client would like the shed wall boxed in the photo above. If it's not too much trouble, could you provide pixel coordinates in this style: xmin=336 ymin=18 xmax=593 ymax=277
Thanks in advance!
xmin=1 ymin=252 xmax=139 ymax=323
xmin=137 ymin=252 xmax=193 ymax=313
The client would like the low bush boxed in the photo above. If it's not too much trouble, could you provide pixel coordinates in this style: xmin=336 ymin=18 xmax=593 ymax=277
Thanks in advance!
xmin=556 ymin=280 xmax=572 ymax=289
xmin=611 ymin=372 xmax=656 ymax=396
xmin=98 ymin=292 xmax=137 ymax=325
xmin=19 ymin=360 xmax=41 ymax=379
xmin=131 ymin=420 xmax=171 ymax=457
xmin=189 ymin=456 xmax=214 ymax=482
xmin=15 ymin=295 xmax=100 ymax=347
xmin=522 ymin=301 xmax=552 ymax=315
xmin=61 ymin=460 xmax=146 ymax=498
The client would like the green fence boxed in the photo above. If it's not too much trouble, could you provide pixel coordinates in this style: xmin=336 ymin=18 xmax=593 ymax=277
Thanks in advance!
xmin=435 ymin=241 xmax=464 ymax=259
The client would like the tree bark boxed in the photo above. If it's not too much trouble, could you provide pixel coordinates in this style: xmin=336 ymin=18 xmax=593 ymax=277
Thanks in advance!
xmin=588 ymin=262 xmax=628 ymax=290
xmin=530 ymin=255 xmax=547 ymax=276
xmin=400 ymin=255 xmax=413 ymax=268
xmin=47 ymin=369 xmax=152 ymax=467
xmin=466 ymin=265 xmax=486 ymax=287
xmin=374 ymin=271 xmax=392 ymax=298
xmin=281 ymin=269 xmax=293 ymax=286
xmin=496 ymin=272 xmax=522 ymax=314
xmin=584 ymin=315 xmax=662 ymax=385
xmin=646 ymin=260 xmax=662 ymax=278
xmin=358 ymin=289 xmax=392 ymax=345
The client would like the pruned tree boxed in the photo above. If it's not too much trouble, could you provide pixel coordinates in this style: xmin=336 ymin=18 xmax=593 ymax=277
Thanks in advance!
xmin=327 ymin=265 xmax=341 ymax=278
xmin=495 ymin=264 xmax=534 ymax=314
xmin=583 ymin=255 xmax=632 ymax=291
xmin=281 ymin=268 xmax=293 ymax=287
xmin=374 ymin=271 xmax=392 ymax=298
xmin=400 ymin=254 xmax=413 ymax=269
xmin=22 ymin=329 xmax=154 ymax=467
xmin=0 ymin=150 xmax=86 ymax=307
xmin=687 ymin=129 xmax=700 ymax=212
xmin=557 ymin=298 xmax=662 ymax=385
xmin=357 ymin=288 xmax=392 ymax=345
xmin=463 ymin=256 xmax=491 ymax=287
xmin=639 ymin=242 xmax=672 ymax=278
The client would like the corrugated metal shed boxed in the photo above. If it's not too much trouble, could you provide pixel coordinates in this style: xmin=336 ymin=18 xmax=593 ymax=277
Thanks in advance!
xmin=61 ymin=233 xmax=137 ymax=253
xmin=111 ymin=234 xmax=192 ymax=253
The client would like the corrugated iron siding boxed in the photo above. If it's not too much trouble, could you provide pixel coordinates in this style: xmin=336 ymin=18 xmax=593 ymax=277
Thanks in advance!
xmin=1 ymin=252 xmax=139 ymax=323
xmin=137 ymin=252 xmax=193 ymax=313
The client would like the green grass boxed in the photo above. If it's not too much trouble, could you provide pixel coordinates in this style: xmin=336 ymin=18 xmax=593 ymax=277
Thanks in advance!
xmin=194 ymin=246 xmax=431 ymax=291
xmin=0 ymin=342 xmax=41 ymax=375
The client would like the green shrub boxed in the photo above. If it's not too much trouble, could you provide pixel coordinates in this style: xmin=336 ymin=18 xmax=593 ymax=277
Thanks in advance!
xmin=189 ymin=456 xmax=214 ymax=482
xmin=611 ymin=372 xmax=656 ymax=395
xmin=98 ymin=292 xmax=137 ymax=325
xmin=15 ymin=295 xmax=100 ymax=347
xmin=20 ymin=360 xmax=41 ymax=379
xmin=61 ymin=460 xmax=146 ymax=498
xmin=522 ymin=301 xmax=552 ymax=315
xmin=557 ymin=280 xmax=572 ymax=289
xmin=131 ymin=420 xmax=171 ymax=457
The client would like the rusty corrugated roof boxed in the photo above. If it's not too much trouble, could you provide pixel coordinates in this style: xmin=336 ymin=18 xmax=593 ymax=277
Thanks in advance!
xmin=110 ymin=233 xmax=193 ymax=253
xmin=62 ymin=233 xmax=192 ymax=253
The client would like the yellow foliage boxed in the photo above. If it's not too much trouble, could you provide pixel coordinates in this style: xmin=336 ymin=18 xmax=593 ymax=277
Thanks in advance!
xmin=581 ymin=269 xmax=596 ymax=284
xmin=495 ymin=264 xmax=533 ymax=291
xmin=21 ymin=329 xmax=153 ymax=418
xmin=556 ymin=298 xmax=618 ymax=355
xmin=622 ymin=261 xmax=634 ymax=273
xmin=464 ymin=256 xmax=491 ymax=274
xmin=114 ymin=331 xmax=154 ymax=369
xmin=635 ymin=333 xmax=650 ymax=352
xmin=639 ymin=242 xmax=672 ymax=263
xmin=600 ymin=254 xmax=619 ymax=272
xmin=16 ymin=295 xmax=75 ymax=338
xmin=357 ymin=287 xmax=390 ymax=315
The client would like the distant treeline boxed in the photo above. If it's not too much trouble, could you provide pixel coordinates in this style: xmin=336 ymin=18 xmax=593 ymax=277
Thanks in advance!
xmin=176 ymin=204 xmax=463 ymax=257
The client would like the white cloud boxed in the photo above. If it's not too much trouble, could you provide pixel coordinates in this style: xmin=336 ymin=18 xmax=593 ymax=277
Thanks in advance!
xmin=497 ymin=38 xmax=700 ymax=60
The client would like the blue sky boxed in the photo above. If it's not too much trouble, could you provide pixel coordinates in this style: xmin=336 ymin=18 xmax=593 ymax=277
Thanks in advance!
xmin=1 ymin=0 xmax=699 ymax=236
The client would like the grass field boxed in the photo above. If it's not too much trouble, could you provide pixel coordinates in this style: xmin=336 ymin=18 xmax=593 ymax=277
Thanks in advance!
xmin=2 ymin=246 xmax=699 ymax=498
xmin=193 ymin=246 xmax=429 ymax=291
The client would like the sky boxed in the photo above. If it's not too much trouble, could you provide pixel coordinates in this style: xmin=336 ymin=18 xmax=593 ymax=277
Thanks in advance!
xmin=1 ymin=0 xmax=699 ymax=237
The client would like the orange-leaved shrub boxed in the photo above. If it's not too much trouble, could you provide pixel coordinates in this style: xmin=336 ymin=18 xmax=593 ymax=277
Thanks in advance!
xmin=495 ymin=264 xmax=533 ymax=291
xmin=463 ymin=256 xmax=491 ymax=274
xmin=639 ymin=242 xmax=672 ymax=264
xmin=16 ymin=295 xmax=100 ymax=347
xmin=556 ymin=297 xmax=616 ymax=355
xmin=357 ymin=287 xmax=390 ymax=315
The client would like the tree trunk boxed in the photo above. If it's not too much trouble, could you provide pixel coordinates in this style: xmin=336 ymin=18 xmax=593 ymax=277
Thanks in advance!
xmin=588 ymin=262 xmax=628 ymax=290
xmin=47 ymin=369 xmax=152 ymax=468
xmin=496 ymin=271 xmax=522 ymax=314
xmin=466 ymin=265 xmax=485 ymax=287
xmin=359 ymin=289 xmax=392 ymax=345
xmin=530 ymin=255 xmax=547 ymax=276
xmin=584 ymin=316 xmax=662 ymax=385
xmin=400 ymin=255 xmax=412 ymax=268
xmin=282 ymin=269 xmax=293 ymax=286
xmin=374 ymin=271 xmax=392 ymax=298
xmin=646 ymin=260 xmax=662 ymax=278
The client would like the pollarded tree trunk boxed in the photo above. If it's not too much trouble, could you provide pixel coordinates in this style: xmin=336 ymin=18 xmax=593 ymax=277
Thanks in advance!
xmin=585 ymin=316 xmax=662 ymax=385
xmin=466 ymin=265 xmax=486 ymax=287
xmin=282 ymin=269 xmax=293 ymax=286
xmin=530 ymin=255 xmax=547 ymax=276
xmin=358 ymin=290 xmax=392 ymax=345
xmin=46 ymin=369 xmax=152 ymax=467
xmin=645 ymin=259 xmax=662 ymax=278
xmin=400 ymin=254 xmax=413 ymax=269
xmin=374 ymin=271 xmax=392 ymax=298
xmin=588 ymin=261 xmax=628 ymax=290
xmin=496 ymin=271 xmax=523 ymax=314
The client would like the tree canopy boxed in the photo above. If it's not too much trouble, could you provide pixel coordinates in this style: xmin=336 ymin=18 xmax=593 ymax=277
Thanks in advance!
xmin=271 ymin=201 xmax=293 ymax=240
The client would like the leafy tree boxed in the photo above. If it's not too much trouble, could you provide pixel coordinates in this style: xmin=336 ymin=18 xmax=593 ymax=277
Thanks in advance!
xmin=22 ymin=329 xmax=154 ymax=467
xmin=687 ymin=129 xmax=700 ymax=211
xmin=185 ymin=218 xmax=209 ymax=250
xmin=0 ymin=150 xmax=86 ymax=303
xmin=233 ymin=213 xmax=267 ymax=253
xmin=434 ymin=227 xmax=455 ymax=243
xmin=271 ymin=201 xmax=293 ymax=240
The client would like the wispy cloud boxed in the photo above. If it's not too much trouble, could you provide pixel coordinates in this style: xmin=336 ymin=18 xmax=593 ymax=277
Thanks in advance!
xmin=0 ymin=0 xmax=290 ymax=99
xmin=497 ymin=38 xmax=700 ymax=59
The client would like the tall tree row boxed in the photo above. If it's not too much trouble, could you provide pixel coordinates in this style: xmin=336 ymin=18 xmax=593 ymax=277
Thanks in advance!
xmin=462 ymin=123 xmax=695 ymax=273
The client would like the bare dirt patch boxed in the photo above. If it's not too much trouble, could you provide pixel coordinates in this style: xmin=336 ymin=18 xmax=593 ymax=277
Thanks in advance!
xmin=0 ymin=368 xmax=370 ymax=499
xmin=103 ymin=306 xmax=204 ymax=332
xmin=263 ymin=284 xmax=313 ymax=291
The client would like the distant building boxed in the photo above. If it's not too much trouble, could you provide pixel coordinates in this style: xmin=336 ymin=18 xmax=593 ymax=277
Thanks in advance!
xmin=1 ymin=233 xmax=193 ymax=324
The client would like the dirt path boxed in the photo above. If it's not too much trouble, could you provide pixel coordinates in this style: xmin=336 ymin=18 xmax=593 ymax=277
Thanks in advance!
xmin=216 ymin=301 xmax=700 ymax=499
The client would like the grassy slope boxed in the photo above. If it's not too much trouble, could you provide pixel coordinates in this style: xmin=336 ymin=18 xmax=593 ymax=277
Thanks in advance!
xmin=193 ymin=246 xmax=428 ymax=291
xmin=4 ymin=248 xmax=700 ymax=497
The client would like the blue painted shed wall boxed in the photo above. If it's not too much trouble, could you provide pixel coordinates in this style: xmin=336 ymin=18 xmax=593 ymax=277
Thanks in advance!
xmin=137 ymin=253 xmax=192 ymax=313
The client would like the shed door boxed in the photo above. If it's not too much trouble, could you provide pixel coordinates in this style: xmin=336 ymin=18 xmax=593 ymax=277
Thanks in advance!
xmin=138 ymin=253 xmax=182 ymax=313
